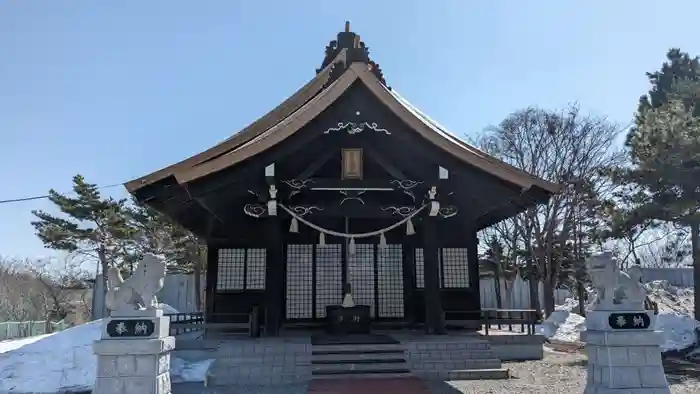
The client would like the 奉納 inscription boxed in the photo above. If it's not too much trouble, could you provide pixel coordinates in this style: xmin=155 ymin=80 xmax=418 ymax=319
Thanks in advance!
xmin=607 ymin=312 xmax=651 ymax=329
xmin=106 ymin=319 xmax=156 ymax=337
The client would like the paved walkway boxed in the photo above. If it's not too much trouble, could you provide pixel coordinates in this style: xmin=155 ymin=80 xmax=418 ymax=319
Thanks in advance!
xmin=307 ymin=377 xmax=431 ymax=394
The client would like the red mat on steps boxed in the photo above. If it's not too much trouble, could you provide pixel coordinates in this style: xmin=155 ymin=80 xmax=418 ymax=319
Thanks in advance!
xmin=308 ymin=377 xmax=430 ymax=394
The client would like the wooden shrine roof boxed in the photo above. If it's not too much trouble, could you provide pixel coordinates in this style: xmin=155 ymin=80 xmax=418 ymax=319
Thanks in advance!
xmin=126 ymin=27 xmax=559 ymax=199
xmin=124 ymin=48 xmax=349 ymax=193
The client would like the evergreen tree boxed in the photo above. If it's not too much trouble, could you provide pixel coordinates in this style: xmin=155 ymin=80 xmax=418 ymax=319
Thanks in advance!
xmin=127 ymin=198 xmax=205 ymax=310
xmin=609 ymin=49 xmax=700 ymax=320
xmin=31 ymin=175 xmax=137 ymax=316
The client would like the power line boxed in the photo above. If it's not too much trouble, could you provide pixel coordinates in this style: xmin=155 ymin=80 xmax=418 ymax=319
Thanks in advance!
xmin=0 ymin=183 xmax=125 ymax=205
xmin=0 ymin=120 xmax=639 ymax=206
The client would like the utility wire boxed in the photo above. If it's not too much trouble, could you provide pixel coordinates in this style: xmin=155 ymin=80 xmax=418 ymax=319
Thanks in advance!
xmin=0 ymin=183 xmax=125 ymax=205
xmin=0 ymin=120 xmax=637 ymax=206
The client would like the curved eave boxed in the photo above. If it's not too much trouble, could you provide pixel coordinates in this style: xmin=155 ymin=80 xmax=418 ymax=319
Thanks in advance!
xmin=124 ymin=50 xmax=348 ymax=194
xmin=175 ymin=63 xmax=365 ymax=183
xmin=175 ymin=62 xmax=560 ymax=196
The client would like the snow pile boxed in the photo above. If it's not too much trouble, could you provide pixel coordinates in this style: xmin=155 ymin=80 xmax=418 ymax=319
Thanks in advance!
xmin=170 ymin=358 xmax=215 ymax=384
xmin=645 ymin=281 xmax=699 ymax=352
xmin=537 ymin=310 xmax=586 ymax=343
xmin=540 ymin=281 xmax=699 ymax=352
xmin=0 ymin=305 xmax=211 ymax=393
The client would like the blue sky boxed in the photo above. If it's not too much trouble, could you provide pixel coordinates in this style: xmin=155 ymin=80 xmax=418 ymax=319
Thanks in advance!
xmin=1 ymin=0 xmax=699 ymax=260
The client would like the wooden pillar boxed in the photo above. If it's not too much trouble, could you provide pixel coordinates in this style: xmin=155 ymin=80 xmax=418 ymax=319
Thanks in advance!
xmin=422 ymin=216 xmax=446 ymax=334
xmin=402 ymin=238 xmax=416 ymax=324
xmin=204 ymin=244 xmax=219 ymax=322
xmin=265 ymin=217 xmax=283 ymax=336
xmin=467 ymin=230 xmax=481 ymax=313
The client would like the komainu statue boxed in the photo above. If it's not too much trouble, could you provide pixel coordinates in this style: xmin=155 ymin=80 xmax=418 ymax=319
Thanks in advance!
xmin=586 ymin=252 xmax=647 ymax=311
xmin=105 ymin=253 xmax=167 ymax=312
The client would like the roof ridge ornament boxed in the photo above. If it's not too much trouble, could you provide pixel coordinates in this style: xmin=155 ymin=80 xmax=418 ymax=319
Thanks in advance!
xmin=316 ymin=21 xmax=388 ymax=87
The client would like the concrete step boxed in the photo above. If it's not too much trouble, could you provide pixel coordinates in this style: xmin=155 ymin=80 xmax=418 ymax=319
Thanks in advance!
xmin=312 ymin=351 xmax=405 ymax=363
xmin=311 ymin=371 xmax=414 ymax=380
xmin=311 ymin=343 xmax=404 ymax=353
xmin=412 ymin=358 xmax=503 ymax=370
xmin=312 ymin=347 xmax=404 ymax=356
xmin=412 ymin=349 xmax=499 ymax=361
xmin=312 ymin=361 xmax=409 ymax=374
xmin=416 ymin=368 xmax=510 ymax=380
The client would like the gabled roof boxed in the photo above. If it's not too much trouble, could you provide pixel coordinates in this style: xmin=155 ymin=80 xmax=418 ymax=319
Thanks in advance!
xmin=171 ymin=62 xmax=558 ymax=194
xmin=124 ymin=49 xmax=348 ymax=193
xmin=126 ymin=25 xmax=559 ymax=196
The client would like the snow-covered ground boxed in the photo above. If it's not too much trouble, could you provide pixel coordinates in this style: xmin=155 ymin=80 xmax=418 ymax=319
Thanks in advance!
xmin=538 ymin=281 xmax=699 ymax=353
xmin=0 ymin=304 xmax=213 ymax=394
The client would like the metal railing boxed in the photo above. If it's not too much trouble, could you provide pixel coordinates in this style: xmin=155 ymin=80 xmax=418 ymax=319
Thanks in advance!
xmin=165 ymin=306 xmax=260 ymax=337
xmin=481 ymin=308 xmax=541 ymax=335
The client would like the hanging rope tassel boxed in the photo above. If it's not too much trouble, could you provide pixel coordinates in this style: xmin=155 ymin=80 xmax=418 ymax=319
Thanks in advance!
xmin=406 ymin=218 xmax=416 ymax=235
xmin=349 ymin=237 xmax=356 ymax=255
xmin=379 ymin=232 xmax=387 ymax=249
xmin=289 ymin=217 xmax=299 ymax=233
xmin=319 ymin=232 xmax=326 ymax=246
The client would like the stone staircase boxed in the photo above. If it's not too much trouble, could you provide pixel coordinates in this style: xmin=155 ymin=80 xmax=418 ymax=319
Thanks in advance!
xmin=311 ymin=342 xmax=412 ymax=380
xmin=403 ymin=335 xmax=510 ymax=380
xmin=178 ymin=333 xmax=510 ymax=387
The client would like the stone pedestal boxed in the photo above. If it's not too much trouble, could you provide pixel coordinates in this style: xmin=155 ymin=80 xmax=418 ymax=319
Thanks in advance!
xmin=93 ymin=309 xmax=175 ymax=394
xmin=582 ymin=310 xmax=670 ymax=394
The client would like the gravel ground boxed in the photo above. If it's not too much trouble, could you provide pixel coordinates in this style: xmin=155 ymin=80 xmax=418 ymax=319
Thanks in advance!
xmin=171 ymin=349 xmax=700 ymax=394
xmin=424 ymin=349 xmax=700 ymax=394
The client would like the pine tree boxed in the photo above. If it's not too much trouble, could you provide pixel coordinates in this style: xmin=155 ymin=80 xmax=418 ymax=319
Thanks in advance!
xmin=30 ymin=175 xmax=137 ymax=316
xmin=127 ymin=198 xmax=205 ymax=309
xmin=609 ymin=49 xmax=700 ymax=320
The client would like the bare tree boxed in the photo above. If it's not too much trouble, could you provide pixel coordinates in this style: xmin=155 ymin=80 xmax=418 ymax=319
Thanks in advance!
xmin=478 ymin=104 xmax=625 ymax=316
xmin=0 ymin=258 xmax=52 ymax=322
xmin=0 ymin=256 xmax=92 ymax=327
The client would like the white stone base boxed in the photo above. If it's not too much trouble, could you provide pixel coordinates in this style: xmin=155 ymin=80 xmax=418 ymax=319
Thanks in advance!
xmin=93 ymin=316 xmax=174 ymax=394
xmin=582 ymin=314 xmax=670 ymax=394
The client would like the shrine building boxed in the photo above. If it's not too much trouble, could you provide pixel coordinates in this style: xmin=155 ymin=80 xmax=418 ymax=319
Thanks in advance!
xmin=125 ymin=22 xmax=558 ymax=338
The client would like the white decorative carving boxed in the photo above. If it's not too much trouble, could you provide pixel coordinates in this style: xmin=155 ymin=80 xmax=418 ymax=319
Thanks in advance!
xmin=382 ymin=206 xmax=417 ymax=217
xmin=283 ymin=179 xmax=314 ymax=190
xmin=586 ymin=252 xmax=648 ymax=311
xmin=105 ymin=253 xmax=166 ymax=313
xmin=438 ymin=205 xmax=458 ymax=218
xmin=244 ymin=204 xmax=267 ymax=218
xmin=323 ymin=121 xmax=390 ymax=135
xmin=390 ymin=179 xmax=423 ymax=201
xmin=390 ymin=180 xmax=423 ymax=189
xmin=269 ymin=185 xmax=278 ymax=199
xmin=289 ymin=205 xmax=324 ymax=217
xmin=340 ymin=190 xmax=366 ymax=205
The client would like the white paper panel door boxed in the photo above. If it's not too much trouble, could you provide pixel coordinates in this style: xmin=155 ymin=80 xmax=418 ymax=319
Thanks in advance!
xmin=285 ymin=244 xmax=313 ymax=319
xmin=315 ymin=244 xmax=343 ymax=318
xmin=347 ymin=244 xmax=376 ymax=317
xmin=377 ymin=245 xmax=404 ymax=318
